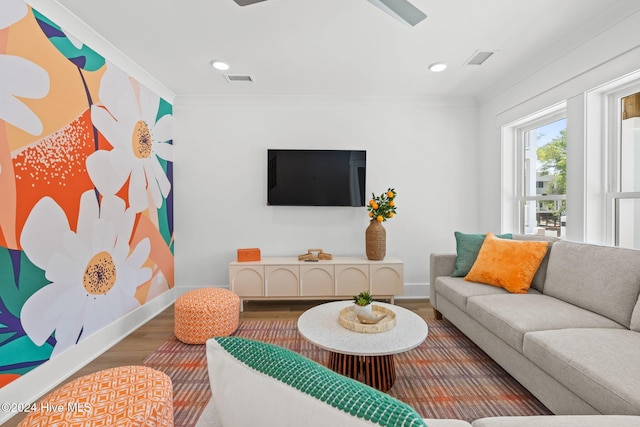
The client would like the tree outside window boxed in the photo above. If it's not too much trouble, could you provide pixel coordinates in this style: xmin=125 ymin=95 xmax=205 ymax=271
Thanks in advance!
xmin=537 ymin=128 xmax=567 ymax=226
xmin=520 ymin=117 xmax=567 ymax=236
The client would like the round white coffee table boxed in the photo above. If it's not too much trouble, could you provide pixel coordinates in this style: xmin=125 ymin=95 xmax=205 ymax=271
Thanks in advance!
xmin=297 ymin=300 xmax=428 ymax=391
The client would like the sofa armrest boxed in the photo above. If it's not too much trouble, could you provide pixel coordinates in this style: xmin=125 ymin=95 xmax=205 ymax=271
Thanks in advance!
xmin=430 ymin=252 xmax=457 ymax=285
xmin=429 ymin=253 xmax=457 ymax=314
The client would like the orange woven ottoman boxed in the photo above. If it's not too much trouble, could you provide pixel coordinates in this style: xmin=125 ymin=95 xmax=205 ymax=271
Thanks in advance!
xmin=18 ymin=365 xmax=173 ymax=427
xmin=174 ymin=287 xmax=240 ymax=344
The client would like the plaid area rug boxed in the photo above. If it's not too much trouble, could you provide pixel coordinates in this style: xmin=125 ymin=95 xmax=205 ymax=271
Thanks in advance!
xmin=142 ymin=318 xmax=552 ymax=426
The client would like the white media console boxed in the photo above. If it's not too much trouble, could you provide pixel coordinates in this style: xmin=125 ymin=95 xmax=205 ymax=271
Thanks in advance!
xmin=229 ymin=256 xmax=404 ymax=311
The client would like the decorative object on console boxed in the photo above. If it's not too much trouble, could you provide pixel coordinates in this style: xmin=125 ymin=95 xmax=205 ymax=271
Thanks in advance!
xmin=366 ymin=188 xmax=397 ymax=260
xmin=297 ymin=248 xmax=333 ymax=261
xmin=366 ymin=220 xmax=386 ymax=261
xmin=237 ymin=248 xmax=261 ymax=262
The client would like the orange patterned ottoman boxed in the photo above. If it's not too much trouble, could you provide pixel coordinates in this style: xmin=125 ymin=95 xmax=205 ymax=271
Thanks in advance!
xmin=174 ymin=287 xmax=240 ymax=344
xmin=18 ymin=365 xmax=173 ymax=427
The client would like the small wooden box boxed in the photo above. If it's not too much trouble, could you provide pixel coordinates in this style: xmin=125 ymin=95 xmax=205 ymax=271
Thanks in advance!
xmin=237 ymin=248 xmax=261 ymax=262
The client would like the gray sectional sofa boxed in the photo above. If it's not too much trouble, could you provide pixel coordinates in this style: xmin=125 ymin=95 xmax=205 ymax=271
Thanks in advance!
xmin=198 ymin=331 xmax=640 ymax=427
xmin=430 ymin=235 xmax=640 ymax=419
xmin=196 ymin=235 xmax=640 ymax=427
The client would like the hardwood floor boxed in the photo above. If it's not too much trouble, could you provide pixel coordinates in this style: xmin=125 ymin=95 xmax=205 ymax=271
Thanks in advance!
xmin=5 ymin=298 xmax=433 ymax=427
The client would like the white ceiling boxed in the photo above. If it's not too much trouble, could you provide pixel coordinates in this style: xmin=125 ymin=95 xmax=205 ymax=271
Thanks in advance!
xmin=52 ymin=0 xmax=640 ymax=99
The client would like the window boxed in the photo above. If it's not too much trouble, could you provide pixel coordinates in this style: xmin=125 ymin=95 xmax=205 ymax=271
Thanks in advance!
xmin=511 ymin=110 xmax=567 ymax=237
xmin=608 ymin=87 xmax=640 ymax=249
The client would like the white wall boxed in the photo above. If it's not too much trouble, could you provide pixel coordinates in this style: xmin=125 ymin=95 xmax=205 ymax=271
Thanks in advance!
xmin=173 ymin=96 xmax=479 ymax=295
xmin=477 ymin=8 xmax=640 ymax=238
xmin=24 ymin=0 xmax=175 ymax=103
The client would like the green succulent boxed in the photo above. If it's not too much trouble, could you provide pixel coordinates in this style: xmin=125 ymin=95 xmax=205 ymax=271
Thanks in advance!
xmin=353 ymin=291 xmax=373 ymax=306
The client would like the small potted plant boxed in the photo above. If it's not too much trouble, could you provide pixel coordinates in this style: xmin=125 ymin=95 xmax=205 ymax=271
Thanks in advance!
xmin=353 ymin=291 xmax=373 ymax=315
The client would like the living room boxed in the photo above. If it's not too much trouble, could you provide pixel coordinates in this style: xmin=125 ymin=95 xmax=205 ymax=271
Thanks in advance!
xmin=2 ymin=0 xmax=640 ymax=425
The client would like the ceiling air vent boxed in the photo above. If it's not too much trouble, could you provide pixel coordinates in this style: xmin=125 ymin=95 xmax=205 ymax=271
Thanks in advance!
xmin=224 ymin=74 xmax=254 ymax=83
xmin=465 ymin=50 xmax=496 ymax=66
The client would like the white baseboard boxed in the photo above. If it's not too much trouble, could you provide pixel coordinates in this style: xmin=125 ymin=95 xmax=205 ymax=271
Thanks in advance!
xmin=173 ymin=285 xmax=219 ymax=295
xmin=397 ymin=282 xmax=430 ymax=299
xmin=0 ymin=289 xmax=176 ymax=425
xmin=173 ymin=284 xmax=430 ymax=300
xmin=174 ymin=284 xmax=430 ymax=300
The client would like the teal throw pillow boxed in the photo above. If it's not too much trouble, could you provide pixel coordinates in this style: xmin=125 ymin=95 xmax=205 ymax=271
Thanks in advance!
xmin=451 ymin=231 xmax=513 ymax=277
xmin=208 ymin=336 xmax=427 ymax=427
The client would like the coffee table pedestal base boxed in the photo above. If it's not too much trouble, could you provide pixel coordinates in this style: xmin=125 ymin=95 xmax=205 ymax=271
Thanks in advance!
xmin=328 ymin=352 xmax=396 ymax=392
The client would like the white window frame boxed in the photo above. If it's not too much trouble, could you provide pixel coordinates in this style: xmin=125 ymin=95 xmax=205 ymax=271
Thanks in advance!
xmin=604 ymin=81 xmax=640 ymax=247
xmin=502 ymin=103 xmax=567 ymax=235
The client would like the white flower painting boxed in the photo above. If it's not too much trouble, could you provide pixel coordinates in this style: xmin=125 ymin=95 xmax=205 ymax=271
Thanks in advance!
xmin=19 ymin=191 xmax=151 ymax=357
xmin=0 ymin=0 xmax=50 ymax=139
xmin=88 ymin=64 xmax=174 ymax=213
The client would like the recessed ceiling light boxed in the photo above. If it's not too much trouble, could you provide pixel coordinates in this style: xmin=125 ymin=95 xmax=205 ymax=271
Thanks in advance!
xmin=429 ymin=63 xmax=447 ymax=72
xmin=211 ymin=60 xmax=230 ymax=71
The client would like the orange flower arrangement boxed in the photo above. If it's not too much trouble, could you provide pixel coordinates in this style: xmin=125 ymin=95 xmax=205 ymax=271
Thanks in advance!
xmin=367 ymin=188 xmax=397 ymax=222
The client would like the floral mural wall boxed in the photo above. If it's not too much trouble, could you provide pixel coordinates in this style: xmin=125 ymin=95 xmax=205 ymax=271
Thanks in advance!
xmin=0 ymin=0 xmax=174 ymax=388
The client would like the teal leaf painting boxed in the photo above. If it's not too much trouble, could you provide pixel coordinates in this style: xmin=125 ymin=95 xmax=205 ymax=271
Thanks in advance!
xmin=32 ymin=9 xmax=105 ymax=71
xmin=0 ymin=248 xmax=54 ymax=376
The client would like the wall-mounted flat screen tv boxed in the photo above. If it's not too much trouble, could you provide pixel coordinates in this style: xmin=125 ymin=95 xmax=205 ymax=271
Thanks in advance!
xmin=267 ymin=149 xmax=366 ymax=206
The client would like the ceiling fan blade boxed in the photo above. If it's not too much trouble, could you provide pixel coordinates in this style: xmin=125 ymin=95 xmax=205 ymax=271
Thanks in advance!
xmin=366 ymin=0 xmax=427 ymax=27
xmin=233 ymin=0 xmax=268 ymax=6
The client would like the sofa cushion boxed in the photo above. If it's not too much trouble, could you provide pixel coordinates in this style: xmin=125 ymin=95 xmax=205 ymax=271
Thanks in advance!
xmin=451 ymin=231 xmax=512 ymax=277
xmin=523 ymin=329 xmax=640 ymax=415
xmin=631 ymin=297 xmax=640 ymax=332
xmin=196 ymin=399 xmax=467 ymax=427
xmin=206 ymin=336 xmax=427 ymax=427
xmin=544 ymin=241 xmax=640 ymax=328
xmin=467 ymin=294 xmax=624 ymax=352
xmin=435 ymin=276 xmax=540 ymax=313
xmin=512 ymin=234 xmax=559 ymax=293
xmin=472 ymin=415 xmax=640 ymax=427
xmin=464 ymin=233 xmax=549 ymax=294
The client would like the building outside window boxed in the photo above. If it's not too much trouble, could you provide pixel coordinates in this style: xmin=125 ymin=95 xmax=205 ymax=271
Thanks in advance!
xmin=516 ymin=116 xmax=567 ymax=237
xmin=504 ymin=73 xmax=640 ymax=245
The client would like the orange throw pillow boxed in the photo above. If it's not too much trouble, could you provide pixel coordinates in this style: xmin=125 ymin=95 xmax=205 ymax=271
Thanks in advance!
xmin=464 ymin=232 xmax=549 ymax=294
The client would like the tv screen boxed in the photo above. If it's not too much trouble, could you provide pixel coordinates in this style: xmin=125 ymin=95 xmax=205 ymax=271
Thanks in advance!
xmin=267 ymin=149 xmax=366 ymax=206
